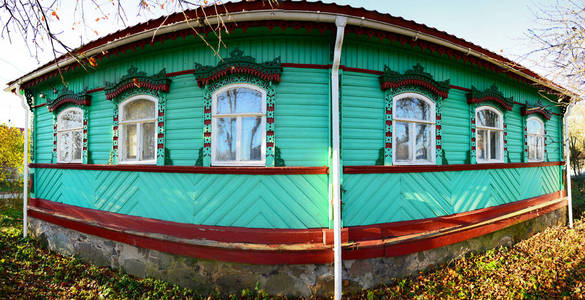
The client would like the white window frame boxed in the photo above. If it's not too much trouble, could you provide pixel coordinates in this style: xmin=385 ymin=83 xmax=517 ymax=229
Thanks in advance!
xmin=527 ymin=116 xmax=545 ymax=162
xmin=475 ymin=106 xmax=504 ymax=163
xmin=57 ymin=107 xmax=84 ymax=164
xmin=118 ymin=94 xmax=158 ymax=165
xmin=211 ymin=83 xmax=266 ymax=167
xmin=392 ymin=93 xmax=436 ymax=165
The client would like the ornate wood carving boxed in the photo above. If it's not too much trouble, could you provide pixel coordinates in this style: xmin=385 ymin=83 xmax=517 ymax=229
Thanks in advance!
xmin=467 ymin=84 xmax=514 ymax=111
xmin=379 ymin=64 xmax=450 ymax=99
xmin=104 ymin=66 xmax=170 ymax=100
xmin=193 ymin=49 xmax=282 ymax=88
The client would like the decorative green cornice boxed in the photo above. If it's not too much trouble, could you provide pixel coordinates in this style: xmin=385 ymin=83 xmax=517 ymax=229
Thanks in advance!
xmin=467 ymin=84 xmax=514 ymax=111
xmin=47 ymin=87 xmax=91 ymax=112
xmin=193 ymin=49 xmax=282 ymax=88
xmin=521 ymin=103 xmax=551 ymax=120
xmin=379 ymin=64 xmax=450 ymax=99
xmin=104 ymin=66 xmax=170 ymax=100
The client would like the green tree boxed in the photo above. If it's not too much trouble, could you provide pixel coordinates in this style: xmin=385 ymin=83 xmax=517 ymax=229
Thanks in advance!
xmin=0 ymin=124 xmax=27 ymax=188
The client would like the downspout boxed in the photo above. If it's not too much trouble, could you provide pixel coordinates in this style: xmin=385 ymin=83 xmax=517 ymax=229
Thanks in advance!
xmin=331 ymin=15 xmax=346 ymax=300
xmin=16 ymin=84 xmax=30 ymax=238
xmin=564 ymin=101 xmax=575 ymax=228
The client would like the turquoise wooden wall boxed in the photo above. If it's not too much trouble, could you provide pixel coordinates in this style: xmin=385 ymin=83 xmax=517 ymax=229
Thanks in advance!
xmin=31 ymin=27 xmax=565 ymax=229
xmin=34 ymin=168 xmax=329 ymax=229
xmin=342 ymin=165 xmax=563 ymax=226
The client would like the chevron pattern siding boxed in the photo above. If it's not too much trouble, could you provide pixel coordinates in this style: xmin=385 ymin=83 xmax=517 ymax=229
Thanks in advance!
xmin=343 ymin=165 xmax=563 ymax=226
xmin=34 ymin=169 xmax=328 ymax=229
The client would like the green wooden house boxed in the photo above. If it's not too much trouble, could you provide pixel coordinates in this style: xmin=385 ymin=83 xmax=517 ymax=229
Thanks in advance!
xmin=6 ymin=1 xmax=575 ymax=297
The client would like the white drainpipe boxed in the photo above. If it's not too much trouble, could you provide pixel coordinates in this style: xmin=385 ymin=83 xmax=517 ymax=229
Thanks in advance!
xmin=17 ymin=85 xmax=30 ymax=238
xmin=564 ymin=101 xmax=575 ymax=228
xmin=331 ymin=15 xmax=346 ymax=300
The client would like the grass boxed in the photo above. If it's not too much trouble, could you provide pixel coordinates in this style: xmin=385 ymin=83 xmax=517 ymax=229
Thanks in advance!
xmin=1 ymin=178 xmax=585 ymax=299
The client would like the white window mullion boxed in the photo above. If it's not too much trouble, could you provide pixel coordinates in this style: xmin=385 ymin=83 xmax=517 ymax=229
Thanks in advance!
xmin=137 ymin=123 xmax=143 ymax=161
xmin=236 ymin=117 xmax=242 ymax=162
xmin=409 ymin=123 xmax=415 ymax=162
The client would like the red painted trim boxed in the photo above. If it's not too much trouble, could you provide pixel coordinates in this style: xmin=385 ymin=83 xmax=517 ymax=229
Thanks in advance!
xmin=31 ymin=103 xmax=47 ymax=109
xmin=340 ymin=65 xmax=383 ymax=75
xmin=29 ymin=190 xmax=565 ymax=264
xmin=450 ymin=85 xmax=472 ymax=92
xmin=347 ymin=190 xmax=566 ymax=242
xmin=166 ymin=69 xmax=195 ymax=77
xmin=28 ymin=198 xmax=331 ymax=245
xmin=344 ymin=161 xmax=563 ymax=174
xmin=28 ymin=163 xmax=329 ymax=175
xmin=28 ymin=209 xmax=333 ymax=265
xmin=343 ymin=196 xmax=566 ymax=260
xmin=281 ymin=63 xmax=331 ymax=70
xmin=87 ymin=87 xmax=105 ymax=94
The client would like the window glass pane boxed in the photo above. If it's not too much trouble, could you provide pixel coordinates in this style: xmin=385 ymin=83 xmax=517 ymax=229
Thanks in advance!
xmin=216 ymin=117 xmax=236 ymax=161
xmin=477 ymin=129 xmax=487 ymax=160
xmin=123 ymin=99 xmax=155 ymax=121
xmin=59 ymin=110 xmax=82 ymax=130
xmin=142 ymin=122 xmax=155 ymax=161
xmin=528 ymin=136 xmax=535 ymax=160
xmin=73 ymin=130 xmax=82 ymax=161
xmin=395 ymin=97 xmax=430 ymax=121
xmin=527 ymin=119 xmax=544 ymax=134
xmin=415 ymin=124 xmax=430 ymax=161
xmin=395 ymin=122 xmax=410 ymax=161
xmin=538 ymin=136 xmax=544 ymax=161
xmin=490 ymin=130 xmax=501 ymax=160
xmin=241 ymin=117 xmax=263 ymax=161
xmin=477 ymin=109 xmax=499 ymax=128
xmin=216 ymin=88 xmax=262 ymax=114
xmin=124 ymin=124 xmax=137 ymax=160
xmin=58 ymin=132 xmax=72 ymax=162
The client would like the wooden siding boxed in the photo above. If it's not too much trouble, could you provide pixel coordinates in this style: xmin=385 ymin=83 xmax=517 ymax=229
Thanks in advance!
xmin=342 ymin=165 xmax=563 ymax=226
xmin=34 ymin=168 xmax=329 ymax=229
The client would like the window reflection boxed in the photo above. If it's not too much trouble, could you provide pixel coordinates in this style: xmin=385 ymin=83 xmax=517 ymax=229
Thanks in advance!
xmin=393 ymin=94 xmax=435 ymax=164
xmin=476 ymin=107 xmax=503 ymax=162
xmin=212 ymin=86 xmax=265 ymax=165
xmin=57 ymin=108 xmax=83 ymax=163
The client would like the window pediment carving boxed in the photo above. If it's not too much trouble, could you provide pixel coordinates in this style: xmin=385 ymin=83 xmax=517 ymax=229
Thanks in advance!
xmin=379 ymin=64 xmax=450 ymax=99
xmin=193 ymin=49 xmax=282 ymax=88
xmin=104 ymin=66 xmax=170 ymax=100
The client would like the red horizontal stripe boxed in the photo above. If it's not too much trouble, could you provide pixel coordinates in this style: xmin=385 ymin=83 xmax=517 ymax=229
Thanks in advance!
xmin=28 ymin=209 xmax=333 ymax=265
xmin=87 ymin=87 xmax=105 ymax=94
xmin=344 ymin=161 xmax=563 ymax=174
xmin=347 ymin=190 xmax=565 ymax=241
xmin=343 ymin=196 xmax=567 ymax=260
xmin=31 ymin=103 xmax=47 ymax=109
xmin=281 ymin=63 xmax=331 ymax=69
xmin=28 ymin=198 xmax=332 ymax=245
xmin=166 ymin=69 xmax=195 ymax=77
xmin=340 ymin=65 xmax=383 ymax=75
xmin=29 ymin=163 xmax=329 ymax=175
xmin=29 ymin=190 xmax=566 ymax=264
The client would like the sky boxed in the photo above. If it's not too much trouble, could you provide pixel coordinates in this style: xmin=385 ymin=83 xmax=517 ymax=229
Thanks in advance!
xmin=0 ymin=0 xmax=562 ymax=128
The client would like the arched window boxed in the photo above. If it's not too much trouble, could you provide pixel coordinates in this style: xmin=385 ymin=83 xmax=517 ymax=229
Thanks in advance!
xmin=57 ymin=107 xmax=83 ymax=163
xmin=118 ymin=95 xmax=157 ymax=164
xmin=527 ymin=117 xmax=545 ymax=162
xmin=476 ymin=106 xmax=504 ymax=163
xmin=212 ymin=84 xmax=266 ymax=166
xmin=392 ymin=93 xmax=436 ymax=165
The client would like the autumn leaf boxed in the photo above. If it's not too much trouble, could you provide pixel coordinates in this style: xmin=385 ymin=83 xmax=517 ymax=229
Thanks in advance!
xmin=51 ymin=11 xmax=60 ymax=20
xmin=88 ymin=57 xmax=97 ymax=67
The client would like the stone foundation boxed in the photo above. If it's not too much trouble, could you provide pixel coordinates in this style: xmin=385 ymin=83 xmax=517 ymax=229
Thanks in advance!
xmin=28 ymin=206 xmax=566 ymax=297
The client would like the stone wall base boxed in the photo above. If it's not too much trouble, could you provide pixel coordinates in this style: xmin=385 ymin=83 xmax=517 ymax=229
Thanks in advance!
xmin=28 ymin=206 xmax=566 ymax=297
